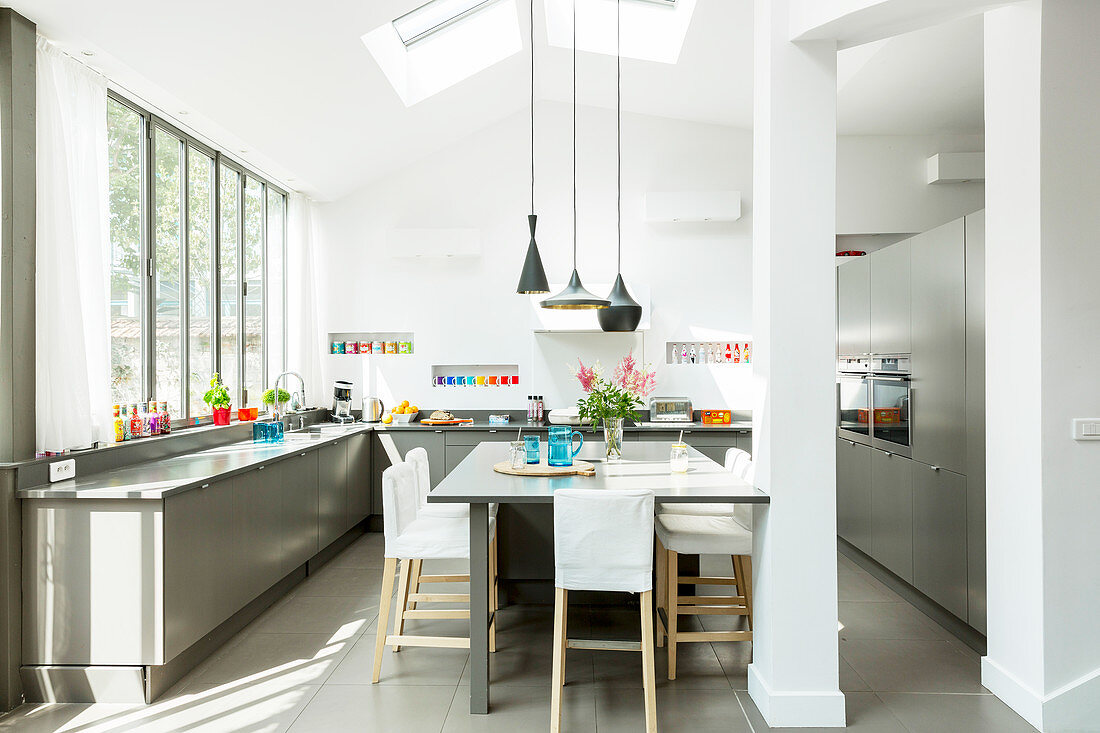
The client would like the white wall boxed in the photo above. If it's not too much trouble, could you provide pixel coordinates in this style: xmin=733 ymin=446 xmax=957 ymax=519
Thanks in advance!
xmin=837 ymin=134 xmax=985 ymax=235
xmin=312 ymin=102 xmax=754 ymax=414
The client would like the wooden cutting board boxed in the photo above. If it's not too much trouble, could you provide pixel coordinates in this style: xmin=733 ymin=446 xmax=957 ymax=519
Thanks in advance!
xmin=420 ymin=418 xmax=475 ymax=425
xmin=493 ymin=460 xmax=596 ymax=477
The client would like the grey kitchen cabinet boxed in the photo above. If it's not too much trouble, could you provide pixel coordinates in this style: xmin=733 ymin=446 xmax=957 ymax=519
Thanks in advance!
xmin=281 ymin=450 xmax=319 ymax=574
xmin=346 ymin=432 xmax=371 ymax=528
xmin=373 ymin=430 xmax=447 ymax=510
xmin=836 ymin=438 xmax=872 ymax=554
xmin=965 ymin=210 xmax=987 ymax=635
xmin=635 ymin=429 xmax=744 ymax=466
xmin=913 ymin=463 xmax=968 ymax=620
xmin=318 ymin=439 xmax=349 ymax=550
xmin=445 ymin=443 xmax=475 ymax=475
xmin=869 ymin=239 xmax=911 ymax=354
xmin=234 ymin=465 xmax=283 ymax=604
xmin=164 ymin=476 xmax=237 ymax=659
xmin=910 ymin=218 xmax=966 ymax=474
xmin=837 ymin=256 xmax=871 ymax=356
xmin=870 ymin=448 xmax=913 ymax=582
xmin=733 ymin=429 xmax=752 ymax=457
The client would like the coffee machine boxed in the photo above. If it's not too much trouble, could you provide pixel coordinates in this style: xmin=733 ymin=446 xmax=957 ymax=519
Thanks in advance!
xmin=331 ymin=380 xmax=355 ymax=424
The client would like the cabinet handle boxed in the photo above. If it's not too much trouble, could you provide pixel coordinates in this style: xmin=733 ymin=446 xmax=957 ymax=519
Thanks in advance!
xmin=300 ymin=452 xmax=307 ymax=457
xmin=258 ymin=465 xmax=265 ymax=471
xmin=930 ymin=465 xmax=940 ymax=471
xmin=435 ymin=430 xmax=443 ymax=433
xmin=848 ymin=440 xmax=856 ymax=446
xmin=489 ymin=429 xmax=497 ymax=433
xmin=200 ymin=483 xmax=210 ymax=489
xmin=884 ymin=451 xmax=893 ymax=457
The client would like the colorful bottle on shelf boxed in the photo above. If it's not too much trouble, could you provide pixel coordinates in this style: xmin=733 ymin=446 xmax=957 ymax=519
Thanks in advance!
xmin=130 ymin=404 xmax=142 ymax=440
xmin=733 ymin=343 xmax=741 ymax=363
xmin=113 ymin=405 xmax=124 ymax=443
xmin=725 ymin=343 xmax=732 ymax=362
xmin=670 ymin=343 xmax=678 ymax=364
xmin=680 ymin=344 xmax=688 ymax=363
xmin=743 ymin=342 xmax=752 ymax=363
xmin=536 ymin=396 xmax=544 ymax=423
xmin=160 ymin=401 xmax=171 ymax=434
xmin=689 ymin=345 xmax=697 ymax=364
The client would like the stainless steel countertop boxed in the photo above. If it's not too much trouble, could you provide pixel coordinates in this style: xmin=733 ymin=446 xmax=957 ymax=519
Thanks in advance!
xmin=18 ymin=420 xmax=753 ymax=501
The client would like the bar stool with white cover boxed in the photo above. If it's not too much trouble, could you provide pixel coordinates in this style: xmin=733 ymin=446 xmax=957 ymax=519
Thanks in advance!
xmin=371 ymin=462 xmax=498 ymax=682
xmin=654 ymin=498 xmax=753 ymax=680
xmin=551 ymin=489 xmax=657 ymax=733
xmin=404 ymin=447 xmax=500 ymax=651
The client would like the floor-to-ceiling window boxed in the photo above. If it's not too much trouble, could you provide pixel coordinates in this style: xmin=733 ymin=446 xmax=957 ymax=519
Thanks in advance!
xmin=106 ymin=92 xmax=288 ymax=422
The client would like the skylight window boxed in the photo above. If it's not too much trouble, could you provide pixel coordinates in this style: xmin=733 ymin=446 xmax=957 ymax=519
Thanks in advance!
xmin=394 ymin=0 xmax=502 ymax=46
xmin=363 ymin=0 xmax=522 ymax=106
xmin=544 ymin=0 xmax=696 ymax=64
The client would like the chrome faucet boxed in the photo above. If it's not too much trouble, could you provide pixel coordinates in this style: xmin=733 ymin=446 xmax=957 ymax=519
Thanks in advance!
xmin=272 ymin=371 xmax=306 ymax=424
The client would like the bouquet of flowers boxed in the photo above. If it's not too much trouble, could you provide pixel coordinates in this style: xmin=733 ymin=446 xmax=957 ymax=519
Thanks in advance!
xmin=569 ymin=351 xmax=657 ymax=460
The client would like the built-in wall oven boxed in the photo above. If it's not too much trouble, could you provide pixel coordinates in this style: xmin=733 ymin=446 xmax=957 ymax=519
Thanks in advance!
xmin=837 ymin=354 xmax=912 ymax=457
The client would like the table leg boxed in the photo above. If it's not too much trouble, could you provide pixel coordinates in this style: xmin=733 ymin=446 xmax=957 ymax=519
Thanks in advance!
xmin=469 ymin=502 xmax=490 ymax=714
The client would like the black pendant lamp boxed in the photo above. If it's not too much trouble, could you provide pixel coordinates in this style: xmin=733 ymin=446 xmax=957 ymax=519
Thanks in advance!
xmin=541 ymin=0 xmax=609 ymax=310
xmin=598 ymin=0 xmax=642 ymax=331
xmin=516 ymin=0 xmax=549 ymax=295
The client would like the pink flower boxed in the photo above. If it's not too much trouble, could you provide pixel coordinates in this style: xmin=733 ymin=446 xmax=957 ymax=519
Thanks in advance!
xmin=570 ymin=358 xmax=602 ymax=393
xmin=612 ymin=350 xmax=657 ymax=399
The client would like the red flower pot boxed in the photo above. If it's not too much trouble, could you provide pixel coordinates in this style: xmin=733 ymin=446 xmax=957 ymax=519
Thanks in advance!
xmin=213 ymin=407 xmax=231 ymax=426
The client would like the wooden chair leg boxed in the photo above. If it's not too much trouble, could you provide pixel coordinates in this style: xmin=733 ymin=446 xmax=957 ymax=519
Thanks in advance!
xmin=489 ymin=535 xmax=498 ymax=653
xmin=371 ymin=557 xmax=398 ymax=683
xmin=392 ymin=558 xmax=413 ymax=652
xmin=740 ymin=555 xmax=754 ymax=631
xmin=551 ymin=587 xmax=568 ymax=733
xmin=667 ymin=549 xmax=679 ymax=681
xmin=639 ymin=590 xmax=658 ymax=733
xmin=407 ymin=559 xmax=423 ymax=611
xmin=655 ymin=536 xmax=667 ymax=648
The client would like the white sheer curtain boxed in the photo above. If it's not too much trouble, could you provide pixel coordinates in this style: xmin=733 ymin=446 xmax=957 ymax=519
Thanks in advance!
xmin=35 ymin=38 xmax=111 ymax=452
xmin=286 ymin=194 xmax=326 ymax=408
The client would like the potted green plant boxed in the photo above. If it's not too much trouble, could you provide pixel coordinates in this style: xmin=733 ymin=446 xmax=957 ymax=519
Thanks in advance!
xmin=570 ymin=352 xmax=657 ymax=461
xmin=262 ymin=387 xmax=292 ymax=415
xmin=204 ymin=373 xmax=232 ymax=425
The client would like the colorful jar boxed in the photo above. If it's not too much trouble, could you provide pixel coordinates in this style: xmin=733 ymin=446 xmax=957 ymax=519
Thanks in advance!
xmin=359 ymin=341 xmax=371 ymax=354
xmin=385 ymin=342 xmax=398 ymax=354
xmin=399 ymin=341 xmax=412 ymax=354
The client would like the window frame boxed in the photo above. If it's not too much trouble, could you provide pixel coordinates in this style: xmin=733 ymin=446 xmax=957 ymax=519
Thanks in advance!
xmin=108 ymin=89 xmax=289 ymax=427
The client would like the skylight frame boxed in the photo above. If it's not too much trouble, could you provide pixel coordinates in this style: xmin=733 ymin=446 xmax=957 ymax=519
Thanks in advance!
xmin=393 ymin=0 xmax=507 ymax=47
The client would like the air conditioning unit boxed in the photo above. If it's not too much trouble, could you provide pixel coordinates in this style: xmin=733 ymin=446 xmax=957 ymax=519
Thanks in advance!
xmin=387 ymin=228 xmax=482 ymax=258
xmin=926 ymin=153 xmax=984 ymax=184
xmin=644 ymin=191 xmax=742 ymax=223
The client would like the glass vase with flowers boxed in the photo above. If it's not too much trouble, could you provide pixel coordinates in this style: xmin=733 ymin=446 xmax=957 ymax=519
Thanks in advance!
xmin=569 ymin=351 xmax=657 ymax=461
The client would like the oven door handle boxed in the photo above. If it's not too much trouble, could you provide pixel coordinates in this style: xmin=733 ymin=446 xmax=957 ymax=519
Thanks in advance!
xmin=869 ymin=375 xmax=911 ymax=383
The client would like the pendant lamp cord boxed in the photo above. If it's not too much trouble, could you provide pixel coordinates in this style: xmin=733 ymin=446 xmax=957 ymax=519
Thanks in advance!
xmin=530 ymin=0 xmax=535 ymax=215
xmin=572 ymin=0 xmax=577 ymax=270
xmin=616 ymin=0 xmax=622 ymax=273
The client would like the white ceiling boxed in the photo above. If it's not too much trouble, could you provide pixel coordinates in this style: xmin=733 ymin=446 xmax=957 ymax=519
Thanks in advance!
xmin=15 ymin=0 xmax=983 ymax=201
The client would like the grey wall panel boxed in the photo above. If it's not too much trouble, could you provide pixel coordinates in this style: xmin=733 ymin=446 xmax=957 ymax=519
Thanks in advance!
xmin=870 ymin=241 xmax=912 ymax=355
xmin=837 ymin=438 xmax=872 ymax=553
xmin=837 ymin=256 xmax=871 ymax=355
xmin=870 ymin=449 xmax=913 ymax=582
xmin=965 ymin=210 xmax=987 ymax=634
xmin=910 ymin=218 xmax=967 ymax=473
xmin=913 ymin=464 xmax=968 ymax=621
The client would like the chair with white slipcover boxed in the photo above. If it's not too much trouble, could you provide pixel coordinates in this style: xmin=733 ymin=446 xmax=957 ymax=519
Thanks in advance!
xmin=403 ymin=446 xmax=499 ymax=651
xmin=371 ymin=462 xmax=497 ymax=682
xmin=655 ymin=446 xmax=751 ymax=517
xmin=551 ymin=489 xmax=657 ymax=733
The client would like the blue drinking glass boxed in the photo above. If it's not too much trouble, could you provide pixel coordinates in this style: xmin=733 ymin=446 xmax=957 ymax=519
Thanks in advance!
xmin=547 ymin=426 xmax=584 ymax=467
xmin=253 ymin=422 xmax=267 ymax=443
xmin=524 ymin=435 xmax=540 ymax=464
xmin=268 ymin=421 xmax=284 ymax=443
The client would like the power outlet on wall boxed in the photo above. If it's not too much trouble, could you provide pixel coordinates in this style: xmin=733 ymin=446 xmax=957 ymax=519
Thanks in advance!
xmin=49 ymin=459 xmax=76 ymax=483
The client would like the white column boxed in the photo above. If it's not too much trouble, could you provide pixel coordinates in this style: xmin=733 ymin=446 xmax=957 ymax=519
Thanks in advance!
xmin=749 ymin=0 xmax=845 ymax=727
xmin=984 ymin=2 xmax=1100 ymax=731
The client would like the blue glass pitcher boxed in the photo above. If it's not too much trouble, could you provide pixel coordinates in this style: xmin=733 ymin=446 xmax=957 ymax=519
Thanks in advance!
xmin=547 ymin=426 xmax=584 ymax=467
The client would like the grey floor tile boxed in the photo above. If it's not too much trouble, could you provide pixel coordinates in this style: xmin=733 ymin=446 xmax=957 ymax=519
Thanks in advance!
xmin=737 ymin=689 xmax=907 ymax=732
xmin=841 ymin=639 xmax=987 ymax=693
xmin=711 ymin=639 xmax=753 ymax=690
xmin=839 ymin=601 xmax=951 ymax=641
xmin=125 ymin=681 xmax=320 ymax=732
xmin=294 ymin=564 xmax=385 ymax=599
xmin=838 ymin=566 xmax=899 ymax=602
xmin=0 ymin=703 xmax=139 ymax=732
xmin=596 ymin=687 xmax=751 ymax=733
xmin=442 ymin=685 xmax=596 ymax=733
xmin=286 ymin=683 xmax=455 ymax=733
xmin=325 ymin=533 xmax=387 ymax=568
xmin=329 ymin=621 xmax=471 ymax=686
xmin=249 ymin=593 xmax=378 ymax=636
xmin=193 ymin=632 xmax=356 ymax=687
xmin=841 ymin=657 xmax=871 ymax=692
xmin=877 ymin=692 xmax=1038 ymax=733
xmin=594 ymin=637 xmax=732 ymax=690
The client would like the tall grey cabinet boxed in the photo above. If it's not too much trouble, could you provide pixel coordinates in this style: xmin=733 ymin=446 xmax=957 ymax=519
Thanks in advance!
xmin=836 ymin=211 xmax=986 ymax=633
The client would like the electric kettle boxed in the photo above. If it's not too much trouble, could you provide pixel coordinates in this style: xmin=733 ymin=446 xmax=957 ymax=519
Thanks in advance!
xmin=362 ymin=396 xmax=385 ymax=423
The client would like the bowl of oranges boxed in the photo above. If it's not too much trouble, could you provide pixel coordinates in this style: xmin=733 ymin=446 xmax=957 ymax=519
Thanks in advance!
xmin=389 ymin=401 xmax=419 ymax=424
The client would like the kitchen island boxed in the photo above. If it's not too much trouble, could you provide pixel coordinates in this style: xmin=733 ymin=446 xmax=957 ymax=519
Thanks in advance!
xmin=16 ymin=414 xmax=753 ymax=704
